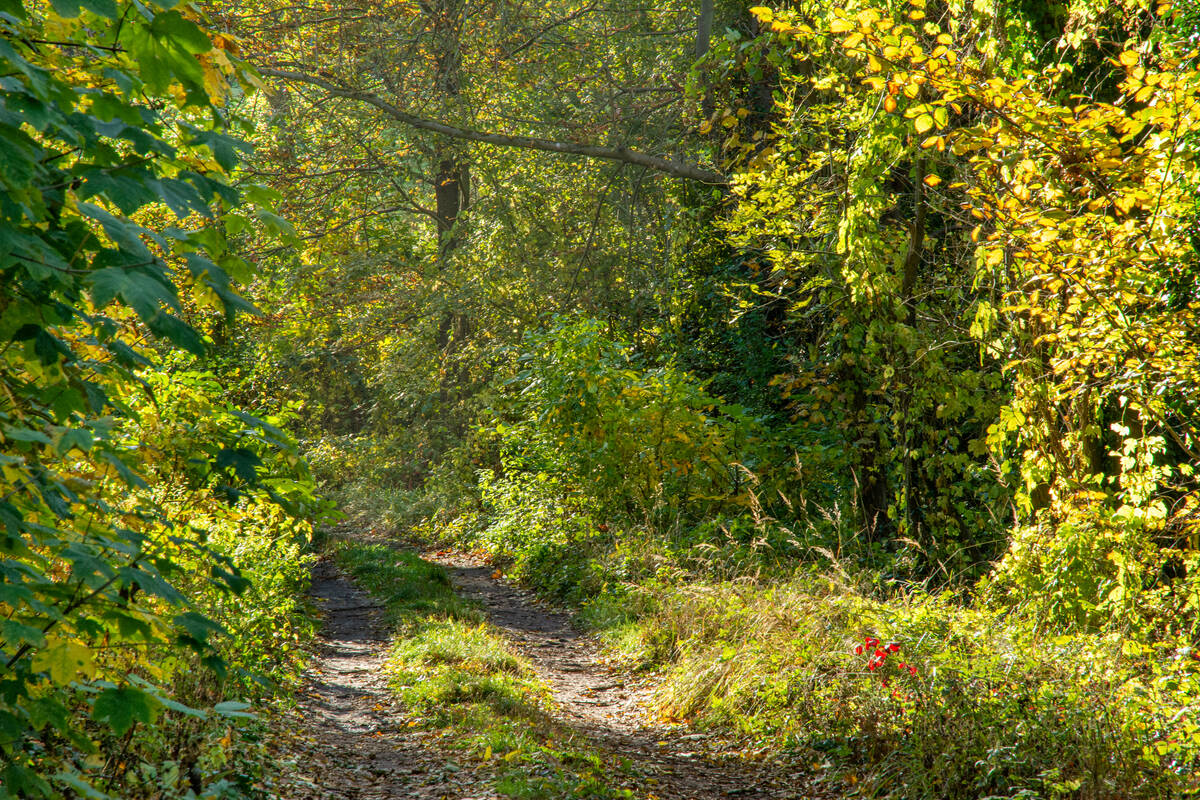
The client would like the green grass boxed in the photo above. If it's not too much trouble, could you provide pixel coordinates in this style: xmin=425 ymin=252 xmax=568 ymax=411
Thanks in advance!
xmin=592 ymin=574 xmax=1200 ymax=800
xmin=328 ymin=538 xmax=641 ymax=799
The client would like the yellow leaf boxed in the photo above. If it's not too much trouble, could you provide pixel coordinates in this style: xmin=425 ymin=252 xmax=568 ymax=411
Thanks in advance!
xmin=884 ymin=95 xmax=897 ymax=113
xmin=909 ymin=9 xmax=926 ymax=20
xmin=924 ymin=173 xmax=942 ymax=187
xmin=830 ymin=16 xmax=854 ymax=33
xmin=914 ymin=113 xmax=934 ymax=133
xmin=749 ymin=6 xmax=773 ymax=21
xmin=32 ymin=639 xmax=95 ymax=685
xmin=1118 ymin=50 xmax=1139 ymax=67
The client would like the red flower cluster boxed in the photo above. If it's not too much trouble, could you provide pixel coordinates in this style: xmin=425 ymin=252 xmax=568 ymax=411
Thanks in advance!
xmin=853 ymin=636 xmax=917 ymax=676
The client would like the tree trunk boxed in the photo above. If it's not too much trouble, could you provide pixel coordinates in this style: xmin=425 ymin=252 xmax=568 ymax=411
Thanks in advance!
xmin=695 ymin=0 xmax=713 ymax=59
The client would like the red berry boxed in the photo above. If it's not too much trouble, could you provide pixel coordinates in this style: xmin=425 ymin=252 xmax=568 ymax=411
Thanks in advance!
xmin=909 ymin=666 xmax=917 ymax=675
xmin=855 ymin=644 xmax=863 ymax=655
xmin=875 ymin=648 xmax=885 ymax=659
xmin=899 ymin=662 xmax=907 ymax=670
xmin=887 ymin=643 xmax=900 ymax=653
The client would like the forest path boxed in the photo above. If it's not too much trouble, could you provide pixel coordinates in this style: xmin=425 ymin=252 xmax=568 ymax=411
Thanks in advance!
xmin=275 ymin=533 xmax=818 ymax=799
xmin=271 ymin=557 xmax=495 ymax=799
xmin=422 ymin=545 xmax=811 ymax=800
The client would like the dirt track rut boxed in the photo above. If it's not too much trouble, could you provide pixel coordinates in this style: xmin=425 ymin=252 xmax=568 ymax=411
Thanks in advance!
xmin=274 ymin=537 xmax=815 ymax=799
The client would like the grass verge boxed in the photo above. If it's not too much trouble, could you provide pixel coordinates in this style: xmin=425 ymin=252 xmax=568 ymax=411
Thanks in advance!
xmin=390 ymin=508 xmax=1200 ymax=800
xmin=595 ymin=575 xmax=1200 ymax=800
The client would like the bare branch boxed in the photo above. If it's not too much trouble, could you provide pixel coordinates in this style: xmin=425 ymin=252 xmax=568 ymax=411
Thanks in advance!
xmin=259 ymin=68 xmax=726 ymax=185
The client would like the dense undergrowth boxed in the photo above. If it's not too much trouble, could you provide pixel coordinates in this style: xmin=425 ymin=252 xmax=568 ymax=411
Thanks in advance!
xmin=0 ymin=2 xmax=325 ymax=796
xmin=335 ymin=478 xmax=1200 ymax=800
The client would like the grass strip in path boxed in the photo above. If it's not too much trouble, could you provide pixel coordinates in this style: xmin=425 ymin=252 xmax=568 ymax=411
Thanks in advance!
xmin=332 ymin=533 xmax=823 ymax=800
xmin=332 ymin=539 xmax=643 ymax=799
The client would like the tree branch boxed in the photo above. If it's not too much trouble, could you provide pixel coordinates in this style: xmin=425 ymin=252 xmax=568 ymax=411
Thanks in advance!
xmin=259 ymin=68 xmax=726 ymax=185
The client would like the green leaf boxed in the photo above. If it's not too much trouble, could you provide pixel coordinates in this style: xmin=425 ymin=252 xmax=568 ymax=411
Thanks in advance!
xmin=31 ymin=638 xmax=95 ymax=685
xmin=173 ymin=610 xmax=225 ymax=648
xmin=80 ymin=170 xmax=159 ymax=216
xmin=216 ymin=446 xmax=263 ymax=483
xmin=3 ymin=427 xmax=52 ymax=445
xmin=0 ymin=128 xmax=37 ymax=189
xmin=126 ymin=21 xmax=205 ymax=95
xmin=153 ymin=177 xmax=211 ymax=218
xmin=80 ymin=0 xmax=118 ymax=18
xmin=49 ymin=0 xmax=117 ymax=18
xmin=149 ymin=10 xmax=214 ymax=54
xmin=213 ymin=700 xmax=256 ymax=720
xmin=47 ymin=0 xmax=85 ymax=17
xmin=88 ymin=267 xmax=179 ymax=319
xmin=91 ymin=686 xmax=161 ymax=737
xmin=184 ymin=129 xmax=248 ymax=172
xmin=54 ymin=772 xmax=111 ymax=800
xmin=0 ymin=618 xmax=46 ymax=649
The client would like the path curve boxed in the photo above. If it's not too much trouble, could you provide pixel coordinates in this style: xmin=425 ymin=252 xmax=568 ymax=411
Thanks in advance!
xmin=423 ymin=548 xmax=807 ymax=800
xmin=276 ymin=537 xmax=818 ymax=800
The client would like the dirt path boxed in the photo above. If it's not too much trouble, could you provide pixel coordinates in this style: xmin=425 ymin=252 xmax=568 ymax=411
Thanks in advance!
xmin=276 ymin=541 xmax=816 ymax=800
xmin=271 ymin=558 xmax=495 ymax=799
xmin=423 ymin=548 xmax=808 ymax=800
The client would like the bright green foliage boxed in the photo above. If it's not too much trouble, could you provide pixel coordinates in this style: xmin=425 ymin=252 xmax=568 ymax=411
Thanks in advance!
xmin=782 ymin=0 xmax=1200 ymax=632
xmin=506 ymin=318 xmax=768 ymax=521
xmin=0 ymin=1 xmax=319 ymax=796
xmin=449 ymin=316 xmax=798 ymax=597
xmin=696 ymin=0 xmax=1014 ymax=578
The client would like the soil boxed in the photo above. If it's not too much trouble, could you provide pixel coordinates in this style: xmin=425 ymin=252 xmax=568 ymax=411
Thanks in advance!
xmin=270 ymin=558 xmax=495 ymax=799
xmin=273 ymin=533 xmax=824 ymax=800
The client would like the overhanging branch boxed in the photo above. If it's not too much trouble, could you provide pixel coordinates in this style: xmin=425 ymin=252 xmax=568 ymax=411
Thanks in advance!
xmin=260 ymin=68 xmax=726 ymax=185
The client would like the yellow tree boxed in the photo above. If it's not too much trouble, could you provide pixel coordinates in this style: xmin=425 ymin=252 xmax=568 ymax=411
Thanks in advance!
xmin=832 ymin=0 xmax=1200 ymax=627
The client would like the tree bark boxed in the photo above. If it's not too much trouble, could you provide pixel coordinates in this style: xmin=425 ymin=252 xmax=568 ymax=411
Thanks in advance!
xmin=695 ymin=0 xmax=714 ymax=59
